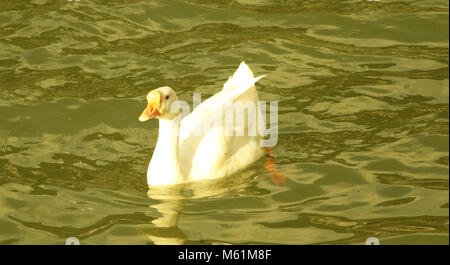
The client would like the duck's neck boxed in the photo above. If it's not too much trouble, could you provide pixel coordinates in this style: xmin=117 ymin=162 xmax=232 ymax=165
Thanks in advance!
xmin=147 ymin=118 xmax=184 ymax=185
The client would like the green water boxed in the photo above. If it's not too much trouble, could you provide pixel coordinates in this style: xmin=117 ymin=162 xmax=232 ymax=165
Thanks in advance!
xmin=0 ymin=0 xmax=448 ymax=245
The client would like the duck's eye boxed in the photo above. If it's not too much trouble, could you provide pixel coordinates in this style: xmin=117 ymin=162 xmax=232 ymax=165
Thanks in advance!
xmin=166 ymin=95 xmax=170 ymax=100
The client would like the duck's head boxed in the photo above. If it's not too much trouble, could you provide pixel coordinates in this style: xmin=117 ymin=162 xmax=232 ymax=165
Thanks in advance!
xmin=139 ymin=86 xmax=181 ymax=121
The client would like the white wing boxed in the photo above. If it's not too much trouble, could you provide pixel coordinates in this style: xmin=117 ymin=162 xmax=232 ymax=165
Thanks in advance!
xmin=178 ymin=62 xmax=265 ymax=180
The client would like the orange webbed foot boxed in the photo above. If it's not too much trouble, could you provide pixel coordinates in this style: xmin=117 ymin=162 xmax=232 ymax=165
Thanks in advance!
xmin=264 ymin=148 xmax=286 ymax=185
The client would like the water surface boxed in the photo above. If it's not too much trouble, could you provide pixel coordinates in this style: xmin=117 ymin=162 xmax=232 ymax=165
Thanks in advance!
xmin=0 ymin=0 xmax=448 ymax=245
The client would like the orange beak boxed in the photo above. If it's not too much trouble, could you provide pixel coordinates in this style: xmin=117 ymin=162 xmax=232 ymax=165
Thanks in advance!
xmin=139 ymin=90 xmax=162 ymax=121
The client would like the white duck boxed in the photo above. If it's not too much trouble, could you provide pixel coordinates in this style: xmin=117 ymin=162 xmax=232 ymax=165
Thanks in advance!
xmin=139 ymin=62 xmax=266 ymax=186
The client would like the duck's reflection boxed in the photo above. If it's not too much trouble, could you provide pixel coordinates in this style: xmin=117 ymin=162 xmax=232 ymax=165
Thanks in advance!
xmin=137 ymin=185 xmax=186 ymax=245
xmin=140 ymin=169 xmax=261 ymax=245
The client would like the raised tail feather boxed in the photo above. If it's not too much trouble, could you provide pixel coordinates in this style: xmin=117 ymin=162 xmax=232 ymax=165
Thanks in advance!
xmin=223 ymin=62 xmax=266 ymax=91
